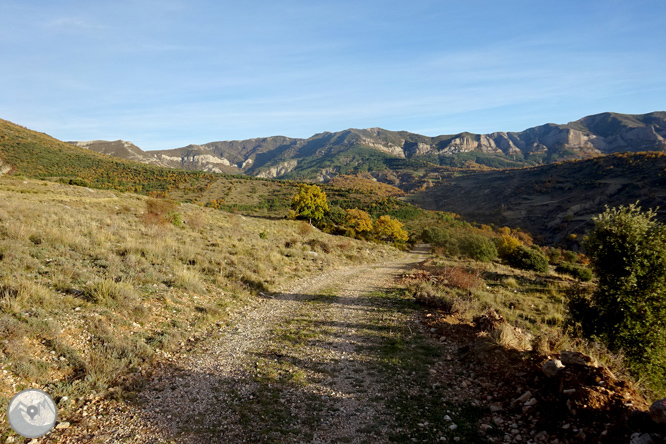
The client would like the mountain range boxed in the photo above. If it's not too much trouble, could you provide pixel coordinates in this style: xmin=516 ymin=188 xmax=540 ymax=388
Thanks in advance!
xmin=70 ymin=111 xmax=666 ymax=186
xmin=3 ymin=113 xmax=666 ymax=244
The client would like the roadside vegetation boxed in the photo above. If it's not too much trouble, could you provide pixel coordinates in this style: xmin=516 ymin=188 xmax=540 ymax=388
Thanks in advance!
xmin=410 ymin=201 xmax=666 ymax=401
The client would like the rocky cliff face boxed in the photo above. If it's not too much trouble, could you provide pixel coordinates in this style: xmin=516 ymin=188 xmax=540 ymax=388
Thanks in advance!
xmin=70 ymin=140 xmax=173 ymax=167
xmin=255 ymin=160 xmax=299 ymax=178
xmin=71 ymin=111 xmax=666 ymax=180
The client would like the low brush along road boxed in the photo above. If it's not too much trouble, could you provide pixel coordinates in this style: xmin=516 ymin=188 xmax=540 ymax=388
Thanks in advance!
xmin=52 ymin=245 xmax=489 ymax=443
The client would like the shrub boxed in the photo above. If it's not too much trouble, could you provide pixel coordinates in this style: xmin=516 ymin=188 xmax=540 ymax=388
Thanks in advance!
xmin=297 ymin=220 xmax=313 ymax=236
xmin=143 ymin=198 xmax=181 ymax=226
xmin=411 ymin=281 xmax=454 ymax=312
xmin=561 ymin=250 xmax=578 ymax=263
xmin=459 ymin=234 xmax=497 ymax=262
xmin=320 ymin=205 xmax=346 ymax=226
xmin=441 ymin=267 xmax=483 ymax=293
xmin=421 ymin=227 xmax=450 ymax=245
xmin=421 ymin=227 xmax=460 ymax=256
xmin=506 ymin=245 xmax=549 ymax=272
xmin=496 ymin=234 xmax=522 ymax=258
xmin=544 ymin=247 xmax=563 ymax=264
xmin=556 ymin=262 xmax=593 ymax=282
xmin=574 ymin=203 xmax=666 ymax=394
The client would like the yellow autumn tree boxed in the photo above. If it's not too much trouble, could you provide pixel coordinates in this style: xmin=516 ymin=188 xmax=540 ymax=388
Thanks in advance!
xmin=496 ymin=234 xmax=522 ymax=258
xmin=373 ymin=215 xmax=408 ymax=243
xmin=345 ymin=208 xmax=373 ymax=238
xmin=291 ymin=184 xmax=329 ymax=223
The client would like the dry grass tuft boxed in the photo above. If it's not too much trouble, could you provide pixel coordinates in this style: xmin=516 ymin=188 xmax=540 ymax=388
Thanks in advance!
xmin=298 ymin=220 xmax=313 ymax=236
xmin=142 ymin=198 xmax=180 ymax=226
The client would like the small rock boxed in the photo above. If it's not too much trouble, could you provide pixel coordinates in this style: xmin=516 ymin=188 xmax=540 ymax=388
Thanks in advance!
xmin=56 ymin=421 xmax=71 ymax=430
xmin=480 ymin=424 xmax=493 ymax=432
xmin=542 ymin=359 xmax=565 ymax=377
xmin=443 ymin=415 xmax=452 ymax=421
xmin=524 ymin=397 xmax=538 ymax=407
xmin=6 ymin=437 xmax=16 ymax=443
xmin=630 ymin=433 xmax=656 ymax=444
xmin=449 ymin=424 xmax=458 ymax=431
xmin=560 ymin=350 xmax=598 ymax=367
xmin=490 ymin=402 xmax=503 ymax=412
xmin=534 ymin=431 xmax=548 ymax=441
xmin=649 ymin=398 xmax=666 ymax=424
xmin=515 ymin=391 xmax=532 ymax=404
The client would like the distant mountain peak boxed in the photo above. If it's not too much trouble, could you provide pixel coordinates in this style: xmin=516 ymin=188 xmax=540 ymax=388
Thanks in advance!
xmin=69 ymin=111 xmax=666 ymax=182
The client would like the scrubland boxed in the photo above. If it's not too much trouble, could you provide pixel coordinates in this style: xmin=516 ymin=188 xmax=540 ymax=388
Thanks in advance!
xmin=0 ymin=176 xmax=396 ymax=429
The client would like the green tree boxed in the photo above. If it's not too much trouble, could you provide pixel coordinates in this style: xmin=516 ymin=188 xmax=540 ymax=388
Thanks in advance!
xmin=373 ymin=215 xmax=408 ymax=243
xmin=573 ymin=203 xmax=666 ymax=392
xmin=458 ymin=233 xmax=498 ymax=262
xmin=291 ymin=184 xmax=329 ymax=223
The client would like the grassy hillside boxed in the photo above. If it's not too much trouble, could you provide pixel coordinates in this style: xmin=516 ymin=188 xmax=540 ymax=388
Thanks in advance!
xmin=0 ymin=176 xmax=397 ymax=433
xmin=408 ymin=151 xmax=666 ymax=247
xmin=0 ymin=119 xmax=450 ymax=239
xmin=0 ymin=119 xmax=219 ymax=195
xmin=326 ymin=173 xmax=406 ymax=197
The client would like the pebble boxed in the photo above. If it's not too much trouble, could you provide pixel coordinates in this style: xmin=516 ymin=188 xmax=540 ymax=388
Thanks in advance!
xmin=515 ymin=391 xmax=532 ymax=404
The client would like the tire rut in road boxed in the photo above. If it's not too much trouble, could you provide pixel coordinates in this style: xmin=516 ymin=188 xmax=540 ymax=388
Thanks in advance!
xmin=58 ymin=247 xmax=488 ymax=443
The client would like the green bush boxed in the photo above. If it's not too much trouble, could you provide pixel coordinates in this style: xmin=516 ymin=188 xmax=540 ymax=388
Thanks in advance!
xmin=544 ymin=247 xmax=562 ymax=264
xmin=421 ymin=227 xmax=460 ymax=256
xmin=561 ymin=250 xmax=578 ymax=263
xmin=573 ymin=203 xmax=666 ymax=395
xmin=421 ymin=227 xmax=450 ymax=245
xmin=556 ymin=262 xmax=593 ymax=282
xmin=506 ymin=245 xmax=549 ymax=272
xmin=458 ymin=233 xmax=498 ymax=262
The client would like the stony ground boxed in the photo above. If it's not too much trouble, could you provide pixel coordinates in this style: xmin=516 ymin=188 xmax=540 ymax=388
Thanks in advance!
xmin=39 ymin=245 xmax=489 ymax=443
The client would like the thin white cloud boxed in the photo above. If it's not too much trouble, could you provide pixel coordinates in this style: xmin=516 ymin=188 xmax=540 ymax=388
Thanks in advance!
xmin=48 ymin=16 xmax=109 ymax=31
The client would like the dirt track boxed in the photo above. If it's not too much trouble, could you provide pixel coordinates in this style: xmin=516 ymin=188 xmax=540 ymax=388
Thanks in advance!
xmin=50 ymin=245 xmax=487 ymax=443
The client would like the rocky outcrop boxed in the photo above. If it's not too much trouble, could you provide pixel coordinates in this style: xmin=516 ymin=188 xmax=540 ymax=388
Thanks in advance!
xmin=71 ymin=140 xmax=173 ymax=167
xmin=0 ymin=158 xmax=11 ymax=175
xmin=356 ymin=136 xmax=406 ymax=158
xmin=255 ymin=160 xmax=298 ymax=178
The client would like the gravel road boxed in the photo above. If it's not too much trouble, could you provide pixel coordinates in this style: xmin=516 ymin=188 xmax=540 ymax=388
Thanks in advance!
xmin=48 ymin=245 xmax=439 ymax=443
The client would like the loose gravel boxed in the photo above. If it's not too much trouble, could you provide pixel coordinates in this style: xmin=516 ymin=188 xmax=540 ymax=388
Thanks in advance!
xmin=45 ymin=246 xmax=468 ymax=443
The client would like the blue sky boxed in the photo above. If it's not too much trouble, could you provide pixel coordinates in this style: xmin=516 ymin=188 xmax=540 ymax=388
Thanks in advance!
xmin=1 ymin=1 xmax=665 ymax=150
